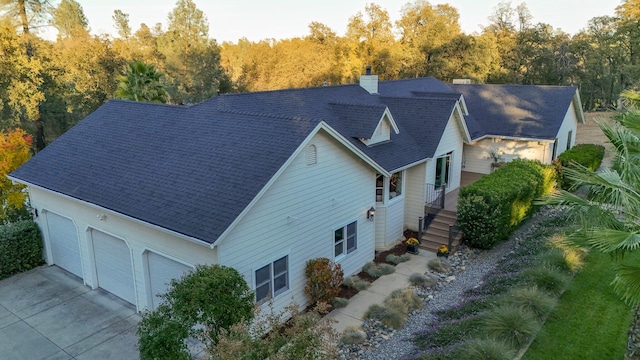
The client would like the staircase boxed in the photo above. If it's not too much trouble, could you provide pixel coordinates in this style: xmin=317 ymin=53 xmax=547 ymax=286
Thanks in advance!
xmin=419 ymin=209 xmax=462 ymax=252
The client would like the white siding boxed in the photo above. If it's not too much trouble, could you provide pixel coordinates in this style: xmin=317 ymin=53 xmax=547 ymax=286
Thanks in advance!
xmin=554 ymin=101 xmax=579 ymax=158
xmin=427 ymin=113 xmax=465 ymax=192
xmin=403 ymin=162 xmax=426 ymax=231
xmin=463 ymin=138 xmax=551 ymax=174
xmin=29 ymin=187 xmax=215 ymax=312
xmin=216 ymin=130 xmax=377 ymax=314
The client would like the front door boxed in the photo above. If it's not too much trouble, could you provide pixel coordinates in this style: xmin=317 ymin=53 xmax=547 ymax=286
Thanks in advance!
xmin=435 ymin=152 xmax=452 ymax=189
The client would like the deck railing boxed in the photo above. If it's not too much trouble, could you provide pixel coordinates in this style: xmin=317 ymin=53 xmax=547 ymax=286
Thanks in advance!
xmin=425 ymin=183 xmax=446 ymax=209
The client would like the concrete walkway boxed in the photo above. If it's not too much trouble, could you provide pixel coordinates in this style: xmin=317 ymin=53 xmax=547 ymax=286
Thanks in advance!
xmin=327 ymin=250 xmax=436 ymax=334
xmin=0 ymin=266 xmax=140 ymax=360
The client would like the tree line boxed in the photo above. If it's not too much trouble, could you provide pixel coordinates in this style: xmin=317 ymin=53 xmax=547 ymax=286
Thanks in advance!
xmin=0 ymin=0 xmax=639 ymax=147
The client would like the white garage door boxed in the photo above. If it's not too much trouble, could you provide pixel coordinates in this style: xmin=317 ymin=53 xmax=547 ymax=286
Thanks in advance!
xmin=46 ymin=213 xmax=82 ymax=278
xmin=92 ymin=230 xmax=136 ymax=304
xmin=147 ymin=252 xmax=192 ymax=309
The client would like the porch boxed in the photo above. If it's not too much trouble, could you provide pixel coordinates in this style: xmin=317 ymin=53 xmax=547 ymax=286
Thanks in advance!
xmin=443 ymin=171 xmax=484 ymax=211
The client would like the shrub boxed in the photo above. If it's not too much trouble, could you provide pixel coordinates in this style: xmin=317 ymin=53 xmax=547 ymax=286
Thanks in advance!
xmin=502 ymin=286 xmax=557 ymax=321
xmin=409 ymin=273 xmax=428 ymax=287
xmin=138 ymin=264 xmax=254 ymax=360
xmin=428 ymin=258 xmax=452 ymax=273
xmin=520 ymin=265 xmax=570 ymax=296
xmin=386 ymin=253 xmax=411 ymax=265
xmin=332 ymin=297 xmax=349 ymax=309
xmin=365 ymin=289 xmax=424 ymax=329
xmin=345 ymin=276 xmax=371 ymax=291
xmin=455 ymin=338 xmax=516 ymax=360
xmin=556 ymin=143 xmax=605 ymax=190
xmin=457 ymin=159 xmax=555 ymax=249
xmin=305 ymin=258 xmax=344 ymax=305
xmin=379 ymin=263 xmax=396 ymax=275
xmin=481 ymin=305 xmax=541 ymax=348
xmin=341 ymin=327 xmax=366 ymax=345
xmin=364 ymin=304 xmax=388 ymax=320
xmin=0 ymin=220 xmax=44 ymax=280
xmin=363 ymin=262 xmax=383 ymax=278
xmin=546 ymin=234 xmax=587 ymax=272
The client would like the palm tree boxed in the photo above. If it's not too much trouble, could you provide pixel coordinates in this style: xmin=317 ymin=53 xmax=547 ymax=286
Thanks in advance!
xmin=542 ymin=92 xmax=640 ymax=305
xmin=114 ymin=60 xmax=169 ymax=103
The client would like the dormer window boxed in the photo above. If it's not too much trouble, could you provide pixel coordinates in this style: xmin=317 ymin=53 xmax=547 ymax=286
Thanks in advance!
xmin=360 ymin=109 xmax=399 ymax=147
xmin=376 ymin=171 xmax=404 ymax=203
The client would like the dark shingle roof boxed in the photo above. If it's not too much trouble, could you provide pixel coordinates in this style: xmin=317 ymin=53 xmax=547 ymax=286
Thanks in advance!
xmin=449 ymin=84 xmax=578 ymax=140
xmin=10 ymin=100 xmax=320 ymax=244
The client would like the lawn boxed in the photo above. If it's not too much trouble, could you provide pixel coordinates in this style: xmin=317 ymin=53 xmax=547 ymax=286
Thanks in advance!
xmin=522 ymin=249 xmax=635 ymax=360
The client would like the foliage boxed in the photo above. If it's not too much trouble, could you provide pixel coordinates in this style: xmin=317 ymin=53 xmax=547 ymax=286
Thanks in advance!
xmin=365 ymin=288 xmax=423 ymax=329
xmin=406 ymin=237 xmax=419 ymax=246
xmin=379 ymin=263 xmax=395 ymax=275
xmin=555 ymin=143 xmax=605 ymax=190
xmin=343 ymin=275 xmax=370 ymax=291
xmin=386 ymin=253 xmax=410 ymax=265
xmin=0 ymin=219 xmax=43 ymax=279
xmin=341 ymin=326 xmax=366 ymax=345
xmin=458 ymin=159 xmax=555 ymax=249
xmin=409 ymin=273 xmax=430 ymax=287
xmin=114 ymin=60 xmax=169 ymax=103
xmin=0 ymin=128 xmax=32 ymax=222
xmin=137 ymin=264 xmax=254 ymax=360
xmin=428 ymin=257 xmax=452 ymax=273
xmin=520 ymin=266 xmax=570 ymax=296
xmin=304 ymin=257 xmax=343 ymax=306
xmin=501 ymin=286 xmax=557 ymax=321
xmin=362 ymin=261 xmax=383 ymax=278
xmin=455 ymin=338 xmax=516 ymax=360
xmin=481 ymin=305 xmax=541 ymax=348
xmin=332 ymin=297 xmax=348 ymax=309
xmin=211 ymin=302 xmax=340 ymax=360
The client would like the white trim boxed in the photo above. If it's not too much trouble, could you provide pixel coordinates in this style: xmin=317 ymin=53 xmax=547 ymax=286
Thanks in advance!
xmin=573 ymin=90 xmax=586 ymax=124
xmin=8 ymin=180 xmax=213 ymax=248
xmin=451 ymin=102 xmax=472 ymax=144
xmin=142 ymin=248 xmax=194 ymax=310
xmin=383 ymin=107 xmax=400 ymax=134
xmin=214 ymin=121 xmax=389 ymax=247
xmin=389 ymin=158 xmax=428 ymax=173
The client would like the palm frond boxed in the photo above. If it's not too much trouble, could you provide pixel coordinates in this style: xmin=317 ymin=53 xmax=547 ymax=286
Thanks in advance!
xmin=611 ymin=264 xmax=640 ymax=306
xmin=587 ymin=229 xmax=640 ymax=253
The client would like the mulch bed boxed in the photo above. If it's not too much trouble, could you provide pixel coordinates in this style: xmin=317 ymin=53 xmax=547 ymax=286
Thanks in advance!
xmin=338 ymin=240 xmax=409 ymax=300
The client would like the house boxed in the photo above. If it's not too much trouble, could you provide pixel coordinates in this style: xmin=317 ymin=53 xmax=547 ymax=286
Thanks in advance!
xmin=9 ymin=74 xmax=582 ymax=314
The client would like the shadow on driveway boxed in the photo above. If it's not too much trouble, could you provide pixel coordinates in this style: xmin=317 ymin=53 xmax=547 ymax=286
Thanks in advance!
xmin=0 ymin=266 xmax=140 ymax=359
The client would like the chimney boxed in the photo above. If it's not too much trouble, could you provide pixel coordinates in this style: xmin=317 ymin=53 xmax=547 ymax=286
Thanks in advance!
xmin=359 ymin=65 xmax=378 ymax=94
xmin=452 ymin=79 xmax=471 ymax=84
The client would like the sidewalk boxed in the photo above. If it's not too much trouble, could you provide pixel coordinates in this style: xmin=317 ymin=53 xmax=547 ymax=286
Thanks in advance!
xmin=327 ymin=250 xmax=436 ymax=334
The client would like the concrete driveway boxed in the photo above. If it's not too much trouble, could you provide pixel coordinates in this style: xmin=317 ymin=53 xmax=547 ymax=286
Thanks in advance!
xmin=0 ymin=266 xmax=140 ymax=360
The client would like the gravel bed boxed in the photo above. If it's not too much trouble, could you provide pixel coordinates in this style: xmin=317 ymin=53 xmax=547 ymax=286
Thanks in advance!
xmin=338 ymin=206 xmax=564 ymax=360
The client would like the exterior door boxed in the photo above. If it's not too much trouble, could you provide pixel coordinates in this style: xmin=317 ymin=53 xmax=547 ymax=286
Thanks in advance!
xmin=92 ymin=230 xmax=136 ymax=304
xmin=46 ymin=212 xmax=82 ymax=278
xmin=146 ymin=251 xmax=192 ymax=309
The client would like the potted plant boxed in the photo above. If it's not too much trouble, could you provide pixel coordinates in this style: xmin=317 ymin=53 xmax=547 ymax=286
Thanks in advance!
xmin=437 ymin=245 xmax=449 ymax=258
xmin=406 ymin=237 xmax=419 ymax=254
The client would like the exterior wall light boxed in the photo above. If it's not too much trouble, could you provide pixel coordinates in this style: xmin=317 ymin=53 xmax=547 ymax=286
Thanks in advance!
xmin=367 ymin=207 xmax=376 ymax=221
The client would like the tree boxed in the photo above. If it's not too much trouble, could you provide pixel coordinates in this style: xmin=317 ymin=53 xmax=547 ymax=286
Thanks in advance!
xmin=158 ymin=0 xmax=230 ymax=103
xmin=51 ymin=0 xmax=88 ymax=39
xmin=114 ymin=60 xmax=168 ymax=103
xmin=543 ymin=91 xmax=640 ymax=305
xmin=137 ymin=264 xmax=254 ymax=360
xmin=112 ymin=9 xmax=131 ymax=39
xmin=0 ymin=128 xmax=32 ymax=222
xmin=0 ymin=0 xmax=51 ymax=35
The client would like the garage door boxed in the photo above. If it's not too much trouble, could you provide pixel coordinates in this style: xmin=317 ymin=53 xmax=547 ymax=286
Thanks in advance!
xmin=92 ymin=230 xmax=136 ymax=304
xmin=46 ymin=213 xmax=82 ymax=278
xmin=147 ymin=252 xmax=192 ymax=309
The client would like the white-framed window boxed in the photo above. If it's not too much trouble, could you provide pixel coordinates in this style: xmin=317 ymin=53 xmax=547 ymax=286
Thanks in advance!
xmin=335 ymin=221 xmax=357 ymax=258
xmin=376 ymin=171 xmax=404 ymax=202
xmin=435 ymin=152 xmax=452 ymax=189
xmin=255 ymin=255 xmax=289 ymax=302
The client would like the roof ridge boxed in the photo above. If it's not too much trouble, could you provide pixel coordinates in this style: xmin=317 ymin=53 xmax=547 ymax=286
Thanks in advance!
xmin=328 ymin=101 xmax=385 ymax=107
xmin=217 ymin=108 xmax=319 ymax=122
xmin=109 ymin=99 xmax=184 ymax=109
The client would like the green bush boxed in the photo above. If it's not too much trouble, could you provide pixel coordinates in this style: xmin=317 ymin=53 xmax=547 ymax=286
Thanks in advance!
xmin=386 ymin=253 xmax=411 ymax=265
xmin=341 ymin=327 xmax=366 ymax=345
xmin=363 ymin=262 xmax=383 ymax=278
xmin=481 ymin=305 xmax=541 ymax=348
xmin=501 ymin=286 xmax=557 ymax=321
xmin=138 ymin=264 xmax=254 ymax=360
xmin=305 ymin=258 xmax=344 ymax=306
xmin=0 ymin=220 xmax=44 ymax=280
xmin=455 ymin=338 xmax=516 ymax=360
xmin=520 ymin=266 xmax=570 ymax=296
xmin=379 ymin=263 xmax=395 ymax=275
xmin=556 ymin=144 xmax=605 ymax=190
xmin=343 ymin=276 xmax=370 ymax=291
xmin=458 ymin=159 xmax=555 ymax=249
xmin=332 ymin=297 xmax=349 ymax=309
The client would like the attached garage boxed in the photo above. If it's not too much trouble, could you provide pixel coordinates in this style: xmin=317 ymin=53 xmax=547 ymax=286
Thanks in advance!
xmin=46 ymin=212 xmax=83 ymax=278
xmin=91 ymin=230 xmax=136 ymax=305
xmin=146 ymin=251 xmax=192 ymax=309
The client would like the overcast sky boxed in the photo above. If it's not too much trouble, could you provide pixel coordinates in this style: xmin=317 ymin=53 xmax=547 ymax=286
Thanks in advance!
xmin=72 ymin=0 xmax=622 ymax=43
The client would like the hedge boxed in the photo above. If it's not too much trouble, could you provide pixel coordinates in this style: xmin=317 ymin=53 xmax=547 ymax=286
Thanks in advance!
xmin=555 ymin=144 xmax=605 ymax=190
xmin=457 ymin=159 xmax=555 ymax=249
xmin=0 ymin=220 xmax=44 ymax=280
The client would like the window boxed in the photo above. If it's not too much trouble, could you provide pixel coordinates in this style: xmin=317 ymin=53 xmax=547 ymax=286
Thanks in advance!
xmin=389 ymin=172 xmax=402 ymax=199
xmin=566 ymin=131 xmax=573 ymax=151
xmin=335 ymin=221 xmax=357 ymax=258
xmin=376 ymin=172 xmax=403 ymax=202
xmin=255 ymin=256 xmax=289 ymax=302
xmin=435 ymin=152 xmax=452 ymax=188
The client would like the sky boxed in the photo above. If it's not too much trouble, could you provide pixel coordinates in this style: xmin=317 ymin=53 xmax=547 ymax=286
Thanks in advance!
xmin=73 ymin=0 xmax=623 ymax=43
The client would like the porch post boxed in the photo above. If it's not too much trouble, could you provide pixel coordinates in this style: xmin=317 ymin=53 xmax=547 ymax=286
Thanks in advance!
xmin=441 ymin=183 xmax=446 ymax=209
xmin=418 ymin=217 xmax=423 ymax=243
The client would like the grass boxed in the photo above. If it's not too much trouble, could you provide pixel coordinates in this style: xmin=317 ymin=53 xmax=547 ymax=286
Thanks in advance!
xmin=522 ymin=250 xmax=635 ymax=360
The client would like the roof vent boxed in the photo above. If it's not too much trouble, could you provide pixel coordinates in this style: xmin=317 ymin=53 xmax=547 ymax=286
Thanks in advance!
xmin=452 ymin=79 xmax=471 ymax=84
